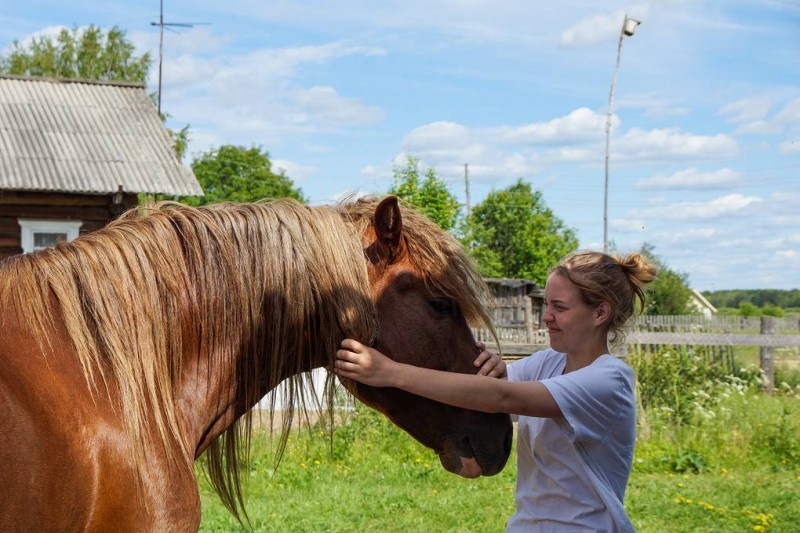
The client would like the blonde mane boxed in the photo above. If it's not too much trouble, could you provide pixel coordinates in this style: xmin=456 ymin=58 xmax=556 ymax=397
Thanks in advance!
xmin=0 ymin=197 xmax=494 ymax=519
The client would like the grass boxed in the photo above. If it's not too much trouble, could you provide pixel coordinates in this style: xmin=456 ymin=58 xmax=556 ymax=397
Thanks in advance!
xmin=627 ymin=470 xmax=799 ymax=532
xmin=199 ymin=388 xmax=800 ymax=532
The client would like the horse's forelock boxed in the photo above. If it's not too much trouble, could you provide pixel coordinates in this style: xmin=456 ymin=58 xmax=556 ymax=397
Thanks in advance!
xmin=340 ymin=197 xmax=495 ymax=334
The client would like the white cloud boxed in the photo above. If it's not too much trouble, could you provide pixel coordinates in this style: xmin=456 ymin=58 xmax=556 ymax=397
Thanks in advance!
xmin=624 ymin=193 xmax=763 ymax=221
xmin=610 ymin=217 xmax=647 ymax=233
xmin=775 ymin=98 xmax=800 ymax=125
xmin=560 ymin=11 xmax=627 ymax=48
xmin=293 ymin=86 xmax=385 ymax=126
xmin=3 ymin=25 xmax=66 ymax=54
xmin=719 ymin=95 xmax=800 ymax=136
xmin=272 ymin=159 xmax=316 ymax=183
xmin=404 ymin=121 xmax=473 ymax=149
xmin=648 ymin=227 xmax=718 ymax=243
xmin=718 ymin=95 xmax=774 ymax=125
xmin=375 ymin=122 xmax=547 ymax=185
xmin=491 ymin=107 xmax=608 ymax=144
xmin=778 ymin=139 xmax=800 ymax=153
xmin=615 ymin=128 xmax=739 ymax=160
xmin=776 ymin=249 xmax=799 ymax=260
xmin=157 ymin=40 xmax=388 ymax=145
xmin=636 ymin=167 xmax=743 ymax=189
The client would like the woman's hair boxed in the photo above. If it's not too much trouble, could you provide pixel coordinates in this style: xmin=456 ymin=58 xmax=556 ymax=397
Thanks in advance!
xmin=550 ymin=250 xmax=657 ymax=345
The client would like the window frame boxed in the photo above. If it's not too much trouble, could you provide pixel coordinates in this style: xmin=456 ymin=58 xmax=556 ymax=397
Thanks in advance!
xmin=18 ymin=219 xmax=83 ymax=253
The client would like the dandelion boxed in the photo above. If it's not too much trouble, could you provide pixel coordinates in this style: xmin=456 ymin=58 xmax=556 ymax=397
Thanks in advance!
xmin=753 ymin=526 xmax=765 ymax=532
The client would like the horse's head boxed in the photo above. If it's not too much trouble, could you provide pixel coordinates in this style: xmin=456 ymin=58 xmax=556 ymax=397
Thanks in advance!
xmin=341 ymin=196 xmax=512 ymax=478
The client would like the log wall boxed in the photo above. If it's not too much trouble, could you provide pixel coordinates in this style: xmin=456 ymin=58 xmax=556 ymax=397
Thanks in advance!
xmin=0 ymin=190 xmax=137 ymax=259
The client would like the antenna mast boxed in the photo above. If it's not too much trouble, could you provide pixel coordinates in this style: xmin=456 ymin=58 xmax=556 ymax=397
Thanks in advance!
xmin=151 ymin=0 xmax=207 ymax=115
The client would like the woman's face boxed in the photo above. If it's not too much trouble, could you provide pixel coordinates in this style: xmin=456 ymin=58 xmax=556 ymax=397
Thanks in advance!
xmin=542 ymin=272 xmax=599 ymax=354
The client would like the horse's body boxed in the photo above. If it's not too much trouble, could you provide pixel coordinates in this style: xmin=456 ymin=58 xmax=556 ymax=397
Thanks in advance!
xmin=0 ymin=197 xmax=511 ymax=531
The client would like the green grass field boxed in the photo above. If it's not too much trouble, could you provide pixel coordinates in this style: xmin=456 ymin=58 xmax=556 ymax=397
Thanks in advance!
xmin=199 ymin=384 xmax=800 ymax=532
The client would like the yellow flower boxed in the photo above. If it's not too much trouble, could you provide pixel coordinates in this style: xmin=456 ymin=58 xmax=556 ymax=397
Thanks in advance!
xmin=753 ymin=526 xmax=765 ymax=532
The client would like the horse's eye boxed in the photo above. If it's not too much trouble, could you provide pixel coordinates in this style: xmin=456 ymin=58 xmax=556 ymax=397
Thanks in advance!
xmin=429 ymin=298 xmax=457 ymax=318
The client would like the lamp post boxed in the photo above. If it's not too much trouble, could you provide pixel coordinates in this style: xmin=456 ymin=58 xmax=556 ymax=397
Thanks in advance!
xmin=604 ymin=14 xmax=640 ymax=253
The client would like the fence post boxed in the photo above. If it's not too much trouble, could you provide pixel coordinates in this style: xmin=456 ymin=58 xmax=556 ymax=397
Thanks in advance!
xmin=760 ymin=316 xmax=775 ymax=392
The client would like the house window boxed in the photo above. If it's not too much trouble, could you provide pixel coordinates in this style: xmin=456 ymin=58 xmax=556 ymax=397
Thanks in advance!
xmin=18 ymin=219 xmax=83 ymax=253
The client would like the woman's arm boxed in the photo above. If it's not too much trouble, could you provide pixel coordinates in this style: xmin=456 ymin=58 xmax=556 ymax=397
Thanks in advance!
xmin=335 ymin=339 xmax=561 ymax=418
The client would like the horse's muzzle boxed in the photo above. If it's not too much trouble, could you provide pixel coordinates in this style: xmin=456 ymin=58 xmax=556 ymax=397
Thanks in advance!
xmin=438 ymin=425 xmax=513 ymax=477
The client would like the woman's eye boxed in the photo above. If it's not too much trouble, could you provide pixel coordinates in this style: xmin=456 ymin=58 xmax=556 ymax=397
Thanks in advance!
xmin=429 ymin=298 xmax=457 ymax=317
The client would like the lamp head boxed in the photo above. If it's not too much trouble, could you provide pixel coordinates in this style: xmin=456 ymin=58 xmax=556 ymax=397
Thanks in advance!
xmin=623 ymin=18 xmax=641 ymax=37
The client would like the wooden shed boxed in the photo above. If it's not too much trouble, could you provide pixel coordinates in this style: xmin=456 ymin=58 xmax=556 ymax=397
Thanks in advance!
xmin=478 ymin=278 xmax=545 ymax=344
xmin=0 ymin=75 xmax=202 ymax=258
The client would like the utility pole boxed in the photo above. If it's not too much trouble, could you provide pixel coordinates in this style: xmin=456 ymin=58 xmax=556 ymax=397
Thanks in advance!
xmin=464 ymin=163 xmax=473 ymax=250
xmin=604 ymin=14 xmax=640 ymax=253
xmin=464 ymin=163 xmax=471 ymax=220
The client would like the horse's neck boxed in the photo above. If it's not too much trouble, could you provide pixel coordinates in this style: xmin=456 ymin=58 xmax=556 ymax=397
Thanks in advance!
xmin=175 ymin=315 xmax=330 ymax=458
xmin=172 ymin=206 xmax=360 ymax=455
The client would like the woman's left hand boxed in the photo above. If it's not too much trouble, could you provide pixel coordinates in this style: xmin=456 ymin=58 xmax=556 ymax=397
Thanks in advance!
xmin=473 ymin=342 xmax=507 ymax=379
xmin=335 ymin=339 xmax=398 ymax=387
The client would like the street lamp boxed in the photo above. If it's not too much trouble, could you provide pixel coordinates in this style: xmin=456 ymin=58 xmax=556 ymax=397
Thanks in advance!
xmin=603 ymin=14 xmax=640 ymax=253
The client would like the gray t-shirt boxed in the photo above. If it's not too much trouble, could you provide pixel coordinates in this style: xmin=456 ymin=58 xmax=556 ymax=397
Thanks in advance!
xmin=506 ymin=349 xmax=636 ymax=533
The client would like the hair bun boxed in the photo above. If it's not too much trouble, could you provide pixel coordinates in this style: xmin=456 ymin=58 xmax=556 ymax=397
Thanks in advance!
xmin=617 ymin=253 xmax=657 ymax=287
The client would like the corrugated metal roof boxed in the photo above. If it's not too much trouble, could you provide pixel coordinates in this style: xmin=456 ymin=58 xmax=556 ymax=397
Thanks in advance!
xmin=0 ymin=76 xmax=203 ymax=196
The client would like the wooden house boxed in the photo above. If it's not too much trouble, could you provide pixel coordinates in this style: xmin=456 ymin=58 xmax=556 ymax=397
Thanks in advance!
xmin=689 ymin=289 xmax=717 ymax=318
xmin=0 ymin=75 xmax=202 ymax=258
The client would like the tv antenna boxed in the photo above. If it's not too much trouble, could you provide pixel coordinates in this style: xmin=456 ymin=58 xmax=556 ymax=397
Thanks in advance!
xmin=151 ymin=0 xmax=208 ymax=115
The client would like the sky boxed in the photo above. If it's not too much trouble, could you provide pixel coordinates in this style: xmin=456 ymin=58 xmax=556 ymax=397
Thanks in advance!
xmin=2 ymin=1 xmax=799 ymax=292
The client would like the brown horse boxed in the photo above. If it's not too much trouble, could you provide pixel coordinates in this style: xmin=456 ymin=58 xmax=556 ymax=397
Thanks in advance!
xmin=0 ymin=196 xmax=511 ymax=531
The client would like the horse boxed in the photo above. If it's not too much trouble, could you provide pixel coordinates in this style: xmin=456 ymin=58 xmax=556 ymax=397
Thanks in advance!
xmin=0 ymin=195 xmax=512 ymax=531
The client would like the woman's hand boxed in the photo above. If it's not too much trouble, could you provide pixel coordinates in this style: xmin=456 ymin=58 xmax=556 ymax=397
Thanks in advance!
xmin=473 ymin=341 xmax=507 ymax=379
xmin=335 ymin=339 xmax=398 ymax=387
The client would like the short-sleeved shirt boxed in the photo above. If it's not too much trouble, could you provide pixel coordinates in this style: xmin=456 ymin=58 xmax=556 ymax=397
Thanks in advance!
xmin=505 ymin=348 xmax=636 ymax=533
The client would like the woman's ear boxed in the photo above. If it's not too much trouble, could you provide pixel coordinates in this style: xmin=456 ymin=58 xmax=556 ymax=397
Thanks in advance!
xmin=595 ymin=301 xmax=612 ymax=327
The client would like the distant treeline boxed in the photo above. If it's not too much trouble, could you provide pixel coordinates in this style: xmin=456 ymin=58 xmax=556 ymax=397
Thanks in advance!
xmin=703 ymin=289 xmax=800 ymax=309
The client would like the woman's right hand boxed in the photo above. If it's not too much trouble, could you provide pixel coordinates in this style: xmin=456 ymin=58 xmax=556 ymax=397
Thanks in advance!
xmin=335 ymin=339 xmax=398 ymax=387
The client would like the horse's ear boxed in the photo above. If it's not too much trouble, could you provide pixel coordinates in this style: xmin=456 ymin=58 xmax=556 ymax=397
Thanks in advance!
xmin=372 ymin=195 xmax=405 ymax=263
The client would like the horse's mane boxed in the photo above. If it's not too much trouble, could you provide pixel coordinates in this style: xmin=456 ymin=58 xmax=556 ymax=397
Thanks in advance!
xmin=0 ymin=196 xmax=494 ymax=520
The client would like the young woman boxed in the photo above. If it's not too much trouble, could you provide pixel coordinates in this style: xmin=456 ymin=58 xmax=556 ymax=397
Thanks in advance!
xmin=335 ymin=251 xmax=656 ymax=532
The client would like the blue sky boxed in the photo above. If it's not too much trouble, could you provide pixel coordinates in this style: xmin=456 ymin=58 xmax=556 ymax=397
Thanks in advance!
xmin=3 ymin=1 xmax=799 ymax=291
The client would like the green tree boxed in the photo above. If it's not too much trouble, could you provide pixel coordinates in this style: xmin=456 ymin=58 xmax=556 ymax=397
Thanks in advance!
xmin=388 ymin=156 xmax=461 ymax=232
xmin=638 ymin=243 xmax=693 ymax=315
xmin=761 ymin=304 xmax=785 ymax=317
xmin=469 ymin=179 xmax=578 ymax=285
xmin=738 ymin=301 xmax=759 ymax=317
xmin=0 ymin=25 xmax=151 ymax=82
xmin=188 ymin=145 xmax=306 ymax=205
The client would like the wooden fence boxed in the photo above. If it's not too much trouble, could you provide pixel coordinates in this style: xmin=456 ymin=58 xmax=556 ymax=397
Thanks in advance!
xmin=477 ymin=315 xmax=800 ymax=391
